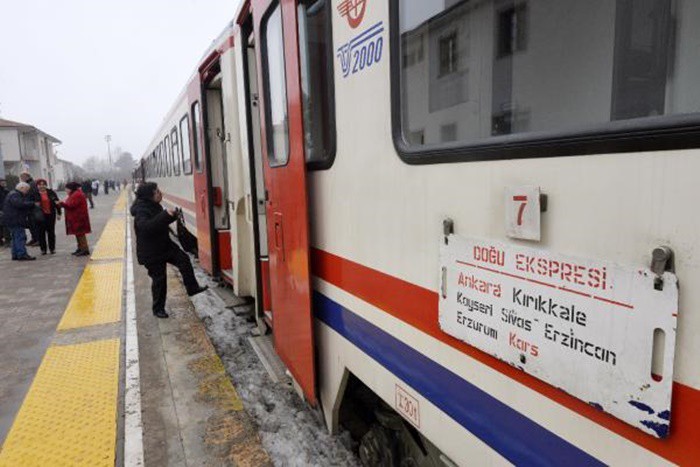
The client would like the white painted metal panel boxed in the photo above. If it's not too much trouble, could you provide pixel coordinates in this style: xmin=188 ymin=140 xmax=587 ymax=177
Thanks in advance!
xmin=439 ymin=235 xmax=678 ymax=438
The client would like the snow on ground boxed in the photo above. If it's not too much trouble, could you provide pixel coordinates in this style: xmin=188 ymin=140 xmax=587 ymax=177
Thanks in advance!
xmin=190 ymin=269 xmax=360 ymax=467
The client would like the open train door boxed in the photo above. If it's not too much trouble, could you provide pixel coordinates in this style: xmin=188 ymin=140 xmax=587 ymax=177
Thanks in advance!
xmin=250 ymin=0 xmax=316 ymax=404
xmin=189 ymin=74 xmax=216 ymax=274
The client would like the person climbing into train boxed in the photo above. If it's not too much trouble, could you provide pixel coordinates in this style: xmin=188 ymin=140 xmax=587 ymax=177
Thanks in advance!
xmin=130 ymin=182 xmax=207 ymax=318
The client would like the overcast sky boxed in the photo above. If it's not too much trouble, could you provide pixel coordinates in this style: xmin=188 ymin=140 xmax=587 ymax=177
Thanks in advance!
xmin=0 ymin=0 xmax=241 ymax=165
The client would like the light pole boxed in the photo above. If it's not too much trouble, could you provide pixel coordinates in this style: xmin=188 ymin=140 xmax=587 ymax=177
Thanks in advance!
xmin=105 ymin=134 xmax=112 ymax=174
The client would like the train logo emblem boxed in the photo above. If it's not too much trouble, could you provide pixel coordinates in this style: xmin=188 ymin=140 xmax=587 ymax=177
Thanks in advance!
xmin=337 ymin=0 xmax=367 ymax=29
xmin=336 ymin=21 xmax=384 ymax=78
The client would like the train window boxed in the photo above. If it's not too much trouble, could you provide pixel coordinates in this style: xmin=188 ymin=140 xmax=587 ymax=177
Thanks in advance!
xmin=164 ymin=136 xmax=172 ymax=177
xmin=158 ymin=143 xmax=164 ymax=177
xmin=262 ymin=3 xmax=289 ymax=166
xmin=171 ymin=128 xmax=181 ymax=176
xmin=180 ymin=115 xmax=193 ymax=174
xmin=192 ymin=101 xmax=203 ymax=172
xmin=298 ymin=0 xmax=336 ymax=168
xmin=393 ymin=0 xmax=700 ymax=163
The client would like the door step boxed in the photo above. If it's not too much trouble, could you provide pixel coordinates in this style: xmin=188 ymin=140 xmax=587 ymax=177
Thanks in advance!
xmin=221 ymin=268 xmax=234 ymax=285
xmin=248 ymin=335 xmax=290 ymax=385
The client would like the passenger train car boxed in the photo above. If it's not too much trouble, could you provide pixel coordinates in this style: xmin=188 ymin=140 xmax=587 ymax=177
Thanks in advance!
xmin=137 ymin=0 xmax=700 ymax=464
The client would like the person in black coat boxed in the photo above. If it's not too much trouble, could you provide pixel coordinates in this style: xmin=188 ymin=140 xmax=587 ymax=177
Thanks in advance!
xmin=20 ymin=172 xmax=40 ymax=246
xmin=81 ymin=179 xmax=94 ymax=209
xmin=130 ymin=182 xmax=207 ymax=318
xmin=3 ymin=182 xmax=37 ymax=260
xmin=0 ymin=179 xmax=9 ymax=246
xmin=35 ymin=179 xmax=62 ymax=255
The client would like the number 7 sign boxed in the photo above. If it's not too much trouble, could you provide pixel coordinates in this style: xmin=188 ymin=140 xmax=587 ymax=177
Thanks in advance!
xmin=505 ymin=186 xmax=542 ymax=241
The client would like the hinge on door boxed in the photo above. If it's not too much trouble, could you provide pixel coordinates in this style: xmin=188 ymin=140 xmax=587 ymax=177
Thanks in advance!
xmin=264 ymin=189 xmax=270 ymax=202
xmin=650 ymin=246 xmax=675 ymax=291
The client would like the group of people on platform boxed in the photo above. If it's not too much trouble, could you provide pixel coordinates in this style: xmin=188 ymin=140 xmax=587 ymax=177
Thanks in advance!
xmin=79 ymin=178 xmax=127 ymax=209
xmin=1 ymin=174 xmax=207 ymax=319
xmin=0 ymin=172 xmax=92 ymax=260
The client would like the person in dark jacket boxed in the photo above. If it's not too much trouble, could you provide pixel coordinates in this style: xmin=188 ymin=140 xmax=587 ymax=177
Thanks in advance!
xmin=60 ymin=182 xmax=91 ymax=256
xmin=130 ymin=182 xmax=207 ymax=318
xmin=20 ymin=172 xmax=40 ymax=246
xmin=2 ymin=182 xmax=37 ymax=260
xmin=35 ymin=179 xmax=62 ymax=255
xmin=0 ymin=179 xmax=9 ymax=246
xmin=81 ymin=179 xmax=94 ymax=209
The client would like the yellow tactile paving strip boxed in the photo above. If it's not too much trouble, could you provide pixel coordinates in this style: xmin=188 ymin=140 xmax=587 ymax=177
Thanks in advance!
xmin=0 ymin=339 xmax=120 ymax=467
xmin=57 ymin=261 xmax=123 ymax=330
xmin=90 ymin=218 xmax=126 ymax=260
xmin=112 ymin=191 xmax=126 ymax=213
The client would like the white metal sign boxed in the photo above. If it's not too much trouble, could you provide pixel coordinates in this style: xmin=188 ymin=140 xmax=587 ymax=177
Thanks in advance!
xmin=505 ymin=185 xmax=541 ymax=241
xmin=439 ymin=235 xmax=678 ymax=438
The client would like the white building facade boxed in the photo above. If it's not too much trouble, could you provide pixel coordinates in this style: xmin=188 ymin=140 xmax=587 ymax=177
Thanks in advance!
xmin=0 ymin=118 xmax=61 ymax=187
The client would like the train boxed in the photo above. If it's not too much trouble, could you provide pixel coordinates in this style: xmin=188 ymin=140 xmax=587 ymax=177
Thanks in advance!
xmin=135 ymin=0 xmax=699 ymax=464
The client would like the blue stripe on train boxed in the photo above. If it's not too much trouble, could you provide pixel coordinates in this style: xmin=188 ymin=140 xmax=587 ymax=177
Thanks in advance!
xmin=313 ymin=292 xmax=604 ymax=467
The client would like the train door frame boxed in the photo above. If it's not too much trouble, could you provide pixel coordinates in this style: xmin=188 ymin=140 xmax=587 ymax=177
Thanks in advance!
xmin=189 ymin=74 xmax=218 ymax=275
xmin=198 ymin=53 xmax=236 ymax=279
xmin=244 ymin=0 xmax=317 ymax=405
xmin=239 ymin=18 xmax=270 ymax=333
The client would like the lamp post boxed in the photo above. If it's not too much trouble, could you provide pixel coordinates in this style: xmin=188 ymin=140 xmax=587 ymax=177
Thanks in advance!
xmin=105 ymin=134 xmax=112 ymax=173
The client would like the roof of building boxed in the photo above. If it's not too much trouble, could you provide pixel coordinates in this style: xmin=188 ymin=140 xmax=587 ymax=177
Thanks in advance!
xmin=0 ymin=118 xmax=61 ymax=143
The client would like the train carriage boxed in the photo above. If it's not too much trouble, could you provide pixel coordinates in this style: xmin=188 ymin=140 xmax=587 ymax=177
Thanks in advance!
xmin=138 ymin=0 xmax=700 ymax=464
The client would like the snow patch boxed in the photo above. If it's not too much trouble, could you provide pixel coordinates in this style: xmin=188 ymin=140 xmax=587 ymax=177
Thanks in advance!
xmin=190 ymin=269 xmax=360 ymax=467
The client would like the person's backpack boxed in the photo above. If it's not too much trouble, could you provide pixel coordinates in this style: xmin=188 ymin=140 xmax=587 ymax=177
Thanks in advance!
xmin=175 ymin=209 xmax=198 ymax=257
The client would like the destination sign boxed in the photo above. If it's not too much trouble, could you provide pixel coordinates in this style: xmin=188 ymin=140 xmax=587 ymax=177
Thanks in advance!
xmin=439 ymin=235 xmax=678 ymax=438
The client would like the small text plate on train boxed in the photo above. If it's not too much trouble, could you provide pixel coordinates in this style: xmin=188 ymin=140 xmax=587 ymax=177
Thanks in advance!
xmin=438 ymin=235 xmax=678 ymax=438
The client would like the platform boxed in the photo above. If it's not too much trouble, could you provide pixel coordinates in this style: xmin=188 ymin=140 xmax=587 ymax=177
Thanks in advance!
xmin=0 ymin=190 xmax=270 ymax=466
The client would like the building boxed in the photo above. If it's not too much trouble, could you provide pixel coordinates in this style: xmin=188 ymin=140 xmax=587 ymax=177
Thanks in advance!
xmin=53 ymin=158 xmax=83 ymax=189
xmin=0 ymin=118 xmax=61 ymax=186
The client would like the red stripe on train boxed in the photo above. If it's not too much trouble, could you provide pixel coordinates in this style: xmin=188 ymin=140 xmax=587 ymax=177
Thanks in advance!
xmin=311 ymin=248 xmax=700 ymax=465
xmin=161 ymin=192 xmax=197 ymax=212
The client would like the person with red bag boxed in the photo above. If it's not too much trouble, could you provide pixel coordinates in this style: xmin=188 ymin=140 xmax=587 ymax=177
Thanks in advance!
xmin=60 ymin=182 xmax=91 ymax=256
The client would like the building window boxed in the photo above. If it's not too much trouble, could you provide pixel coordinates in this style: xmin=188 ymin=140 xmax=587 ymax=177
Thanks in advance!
xmin=438 ymin=33 xmax=458 ymax=77
xmin=497 ymin=4 xmax=527 ymax=58
xmin=440 ymin=123 xmax=457 ymax=142
xmin=402 ymin=33 xmax=424 ymax=68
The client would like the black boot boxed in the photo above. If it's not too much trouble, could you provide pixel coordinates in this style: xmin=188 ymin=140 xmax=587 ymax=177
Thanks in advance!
xmin=153 ymin=310 xmax=169 ymax=319
xmin=188 ymin=285 xmax=209 ymax=297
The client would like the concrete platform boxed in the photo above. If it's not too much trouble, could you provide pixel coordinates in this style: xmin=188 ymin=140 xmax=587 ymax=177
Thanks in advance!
xmin=0 ymin=189 xmax=269 ymax=466
xmin=0 ymin=190 xmax=116 ymax=445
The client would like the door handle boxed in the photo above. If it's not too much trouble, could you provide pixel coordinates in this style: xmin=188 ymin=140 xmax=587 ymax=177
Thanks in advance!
xmin=273 ymin=213 xmax=285 ymax=262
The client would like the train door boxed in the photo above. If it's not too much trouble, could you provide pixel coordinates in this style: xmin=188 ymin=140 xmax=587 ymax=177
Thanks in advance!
xmin=191 ymin=76 xmax=216 ymax=274
xmin=196 ymin=56 xmax=235 ymax=278
xmin=248 ymin=0 xmax=316 ymax=404
xmin=205 ymin=74 xmax=234 ymax=278
xmin=240 ymin=22 xmax=272 ymax=330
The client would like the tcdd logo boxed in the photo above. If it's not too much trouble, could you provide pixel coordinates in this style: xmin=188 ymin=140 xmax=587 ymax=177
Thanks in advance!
xmin=337 ymin=0 xmax=367 ymax=29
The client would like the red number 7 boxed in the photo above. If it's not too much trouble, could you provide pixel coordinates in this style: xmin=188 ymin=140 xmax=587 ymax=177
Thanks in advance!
xmin=513 ymin=195 xmax=528 ymax=226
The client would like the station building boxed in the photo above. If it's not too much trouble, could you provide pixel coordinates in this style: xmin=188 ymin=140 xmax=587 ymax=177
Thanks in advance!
xmin=0 ymin=117 xmax=61 ymax=186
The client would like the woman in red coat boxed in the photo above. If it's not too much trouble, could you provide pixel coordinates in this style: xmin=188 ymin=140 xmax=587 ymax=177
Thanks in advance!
xmin=60 ymin=182 xmax=92 ymax=256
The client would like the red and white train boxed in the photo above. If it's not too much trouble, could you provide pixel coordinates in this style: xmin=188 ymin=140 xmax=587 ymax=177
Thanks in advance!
xmin=136 ymin=0 xmax=700 ymax=464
